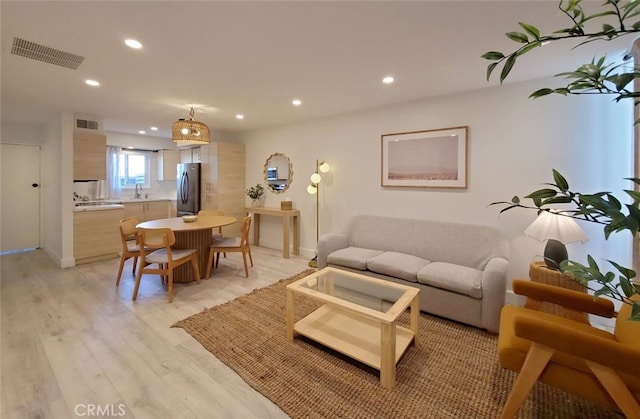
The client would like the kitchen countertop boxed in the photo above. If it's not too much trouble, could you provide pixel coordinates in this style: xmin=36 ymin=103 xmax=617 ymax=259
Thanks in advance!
xmin=74 ymin=197 xmax=172 ymax=212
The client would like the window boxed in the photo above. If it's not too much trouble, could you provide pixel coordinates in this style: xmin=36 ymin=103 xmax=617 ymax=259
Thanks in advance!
xmin=118 ymin=150 xmax=150 ymax=188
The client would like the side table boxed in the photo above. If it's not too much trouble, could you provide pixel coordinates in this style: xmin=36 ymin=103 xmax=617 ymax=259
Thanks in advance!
xmin=527 ymin=261 xmax=589 ymax=324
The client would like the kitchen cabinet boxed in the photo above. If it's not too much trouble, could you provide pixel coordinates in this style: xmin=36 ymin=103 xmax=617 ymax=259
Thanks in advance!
xmin=73 ymin=131 xmax=106 ymax=180
xmin=123 ymin=200 xmax=170 ymax=221
xmin=199 ymin=142 xmax=246 ymax=237
xmin=157 ymin=150 xmax=180 ymax=181
xmin=74 ymin=208 xmax=123 ymax=264
xmin=180 ymin=147 xmax=200 ymax=164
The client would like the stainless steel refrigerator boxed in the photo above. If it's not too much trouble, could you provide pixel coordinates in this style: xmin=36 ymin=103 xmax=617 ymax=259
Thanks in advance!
xmin=176 ymin=163 xmax=201 ymax=216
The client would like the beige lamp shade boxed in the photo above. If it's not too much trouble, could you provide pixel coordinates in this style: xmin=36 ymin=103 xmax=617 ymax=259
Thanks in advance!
xmin=524 ymin=210 xmax=589 ymax=244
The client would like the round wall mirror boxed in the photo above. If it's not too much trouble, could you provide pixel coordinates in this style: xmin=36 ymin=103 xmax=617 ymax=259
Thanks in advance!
xmin=264 ymin=152 xmax=293 ymax=194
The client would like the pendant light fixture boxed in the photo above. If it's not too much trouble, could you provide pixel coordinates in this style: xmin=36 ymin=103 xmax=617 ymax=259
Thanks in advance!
xmin=172 ymin=107 xmax=210 ymax=145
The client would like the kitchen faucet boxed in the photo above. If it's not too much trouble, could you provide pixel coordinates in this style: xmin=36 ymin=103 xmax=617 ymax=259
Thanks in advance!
xmin=135 ymin=183 xmax=142 ymax=199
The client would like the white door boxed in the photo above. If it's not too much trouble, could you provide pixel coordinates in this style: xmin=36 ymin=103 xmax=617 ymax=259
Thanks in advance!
xmin=1 ymin=144 xmax=40 ymax=252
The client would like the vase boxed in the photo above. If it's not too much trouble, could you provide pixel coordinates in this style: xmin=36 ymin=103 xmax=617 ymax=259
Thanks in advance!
xmin=251 ymin=198 xmax=261 ymax=207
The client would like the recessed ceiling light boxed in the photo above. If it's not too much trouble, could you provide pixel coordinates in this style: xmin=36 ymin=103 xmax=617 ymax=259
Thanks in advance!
xmin=138 ymin=130 xmax=146 ymax=135
xmin=382 ymin=76 xmax=394 ymax=84
xmin=125 ymin=39 xmax=142 ymax=49
xmin=236 ymin=114 xmax=244 ymax=120
xmin=85 ymin=79 xmax=100 ymax=87
xmin=292 ymin=99 xmax=302 ymax=106
xmin=150 ymin=126 xmax=158 ymax=131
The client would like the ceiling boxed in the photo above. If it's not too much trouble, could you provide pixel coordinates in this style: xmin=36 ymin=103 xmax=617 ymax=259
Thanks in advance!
xmin=1 ymin=1 xmax=634 ymax=139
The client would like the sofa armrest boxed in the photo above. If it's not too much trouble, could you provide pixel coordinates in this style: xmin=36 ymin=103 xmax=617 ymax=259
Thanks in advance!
xmin=481 ymin=257 xmax=509 ymax=333
xmin=316 ymin=233 xmax=348 ymax=268
xmin=512 ymin=279 xmax=615 ymax=318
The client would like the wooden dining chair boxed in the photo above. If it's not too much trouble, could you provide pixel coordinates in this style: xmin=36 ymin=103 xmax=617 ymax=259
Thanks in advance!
xmin=199 ymin=209 xmax=228 ymax=258
xmin=206 ymin=215 xmax=253 ymax=278
xmin=116 ymin=216 xmax=149 ymax=286
xmin=133 ymin=227 xmax=200 ymax=303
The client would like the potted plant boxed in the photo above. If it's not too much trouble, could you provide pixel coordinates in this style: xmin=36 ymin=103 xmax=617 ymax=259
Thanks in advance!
xmin=246 ymin=183 xmax=265 ymax=206
xmin=482 ymin=0 xmax=640 ymax=318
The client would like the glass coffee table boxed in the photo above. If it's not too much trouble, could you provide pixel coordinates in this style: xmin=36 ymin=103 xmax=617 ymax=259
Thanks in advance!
xmin=286 ymin=267 xmax=420 ymax=389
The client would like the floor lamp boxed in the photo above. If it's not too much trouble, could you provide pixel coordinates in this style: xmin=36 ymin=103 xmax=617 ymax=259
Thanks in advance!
xmin=307 ymin=159 xmax=330 ymax=267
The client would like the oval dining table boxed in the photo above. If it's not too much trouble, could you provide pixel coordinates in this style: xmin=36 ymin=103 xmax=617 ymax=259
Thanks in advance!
xmin=137 ymin=215 xmax=237 ymax=282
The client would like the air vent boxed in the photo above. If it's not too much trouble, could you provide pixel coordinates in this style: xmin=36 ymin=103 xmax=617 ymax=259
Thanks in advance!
xmin=76 ymin=119 xmax=99 ymax=130
xmin=11 ymin=37 xmax=85 ymax=70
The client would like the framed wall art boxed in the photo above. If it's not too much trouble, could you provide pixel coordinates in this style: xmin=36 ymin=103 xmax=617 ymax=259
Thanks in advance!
xmin=381 ymin=126 xmax=468 ymax=188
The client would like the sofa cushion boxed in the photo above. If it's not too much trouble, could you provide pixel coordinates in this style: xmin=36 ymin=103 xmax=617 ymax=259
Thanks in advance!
xmin=327 ymin=247 xmax=384 ymax=270
xmin=367 ymin=251 xmax=430 ymax=283
xmin=417 ymin=262 xmax=483 ymax=299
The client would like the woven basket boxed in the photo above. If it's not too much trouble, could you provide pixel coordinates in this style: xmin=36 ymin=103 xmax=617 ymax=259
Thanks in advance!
xmin=529 ymin=261 xmax=585 ymax=292
xmin=280 ymin=201 xmax=293 ymax=210
xmin=528 ymin=261 xmax=588 ymax=323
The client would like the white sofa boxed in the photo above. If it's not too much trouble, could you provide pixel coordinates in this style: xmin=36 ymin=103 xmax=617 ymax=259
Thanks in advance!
xmin=316 ymin=215 xmax=510 ymax=333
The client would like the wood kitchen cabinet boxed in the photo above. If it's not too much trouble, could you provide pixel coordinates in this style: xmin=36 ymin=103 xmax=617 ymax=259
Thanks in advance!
xmin=123 ymin=200 xmax=170 ymax=221
xmin=73 ymin=131 xmax=106 ymax=180
xmin=199 ymin=142 xmax=245 ymax=237
xmin=157 ymin=150 xmax=180 ymax=181
xmin=74 ymin=208 xmax=123 ymax=264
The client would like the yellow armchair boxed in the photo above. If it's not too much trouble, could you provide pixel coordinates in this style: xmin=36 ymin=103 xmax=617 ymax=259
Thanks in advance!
xmin=499 ymin=279 xmax=640 ymax=418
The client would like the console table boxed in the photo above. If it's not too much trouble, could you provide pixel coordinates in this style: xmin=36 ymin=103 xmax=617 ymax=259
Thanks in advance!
xmin=245 ymin=207 xmax=300 ymax=258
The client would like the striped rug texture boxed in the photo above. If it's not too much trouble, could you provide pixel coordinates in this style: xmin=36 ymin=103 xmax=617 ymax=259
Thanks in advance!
xmin=173 ymin=269 xmax=622 ymax=419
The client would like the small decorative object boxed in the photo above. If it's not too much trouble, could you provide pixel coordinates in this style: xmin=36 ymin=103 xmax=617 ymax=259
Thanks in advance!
xmin=281 ymin=198 xmax=293 ymax=210
xmin=182 ymin=215 xmax=198 ymax=223
xmin=246 ymin=183 xmax=265 ymax=206
xmin=381 ymin=126 xmax=468 ymax=188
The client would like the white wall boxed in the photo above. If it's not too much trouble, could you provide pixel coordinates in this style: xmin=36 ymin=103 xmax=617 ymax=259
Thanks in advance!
xmin=240 ymin=76 xmax=633 ymax=282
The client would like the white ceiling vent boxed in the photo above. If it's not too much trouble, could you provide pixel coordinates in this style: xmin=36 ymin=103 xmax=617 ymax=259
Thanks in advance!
xmin=74 ymin=114 xmax=103 ymax=132
xmin=11 ymin=37 xmax=85 ymax=70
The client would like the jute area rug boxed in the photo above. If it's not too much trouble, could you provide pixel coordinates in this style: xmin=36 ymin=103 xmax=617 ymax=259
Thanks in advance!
xmin=173 ymin=270 xmax=622 ymax=418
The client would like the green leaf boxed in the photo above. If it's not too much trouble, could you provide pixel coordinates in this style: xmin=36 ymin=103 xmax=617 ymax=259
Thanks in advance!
xmin=511 ymin=195 xmax=521 ymax=204
xmin=518 ymin=22 xmax=540 ymax=39
xmin=629 ymin=302 xmax=640 ymax=321
xmin=481 ymin=51 xmax=505 ymax=60
xmin=506 ymin=31 xmax=529 ymax=43
xmin=486 ymin=62 xmax=499 ymax=81
xmin=552 ymin=169 xmax=569 ymax=191
xmin=529 ymin=88 xmax=554 ymax=98
xmin=500 ymin=55 xmax=517 ymax=83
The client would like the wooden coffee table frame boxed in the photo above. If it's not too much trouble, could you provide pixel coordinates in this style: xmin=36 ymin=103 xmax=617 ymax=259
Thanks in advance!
xmin=286 ymin=267 xmax=420 ymax=389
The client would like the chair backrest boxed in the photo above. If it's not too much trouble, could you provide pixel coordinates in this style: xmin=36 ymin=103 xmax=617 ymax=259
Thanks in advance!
xmin=137 ymin=227 xmax=176 ymax=252
xmin=120 ymin=216 xmax=140 ymax=240
xmin=199 ymin=210 xmax=225 ymax=233
xmin=240 ymin=216 xmax=251 ymax=246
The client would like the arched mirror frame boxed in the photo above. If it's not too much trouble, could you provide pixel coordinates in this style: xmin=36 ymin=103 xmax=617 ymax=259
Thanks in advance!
xmin=264 ymin=152 xmax=293 ymax=194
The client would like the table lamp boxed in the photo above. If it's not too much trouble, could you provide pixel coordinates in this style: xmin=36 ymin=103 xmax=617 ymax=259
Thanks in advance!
xmin=524 ymin=210 xmax=589 ymax=270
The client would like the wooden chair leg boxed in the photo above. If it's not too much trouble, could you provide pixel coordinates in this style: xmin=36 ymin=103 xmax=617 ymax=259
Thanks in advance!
xmin=167 ymin=269 xmax=174 ymax=303
xmin=248 ymin=246 xmax=253 ymax=267
xmin=500 ymin=343 xmax=554 ymax=419
xmin=132 ymin=265 xmax=144 ymax=301
xmin=588 ymin=361 xmax=640 ymax=418
xmin=192 ymin=255 xmax=201 ymax=284
xmin=206 ymin=248 xmax=215 ymax=278
xmin=215 ymin=252 xmax=221 ymax=269
xmin=132 ymin=256 xmax=138 ymax=274
xmin=116 ymin=255 xmax=127 ymax=286
xmin=242 ymin=251 xmax=249 ymax=277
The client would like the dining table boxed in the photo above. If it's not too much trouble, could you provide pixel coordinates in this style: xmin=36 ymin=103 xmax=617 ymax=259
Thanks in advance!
xmin=136 ymin=214 xmax=237 ymax=282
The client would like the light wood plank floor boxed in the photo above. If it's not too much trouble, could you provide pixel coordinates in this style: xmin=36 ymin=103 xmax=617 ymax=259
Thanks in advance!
xmin=1 ymin=246 xmax=311 ymax=419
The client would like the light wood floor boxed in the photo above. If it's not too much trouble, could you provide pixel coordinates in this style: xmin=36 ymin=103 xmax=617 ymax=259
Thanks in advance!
xmin=1 ymin=246 xmax=311 ymax=419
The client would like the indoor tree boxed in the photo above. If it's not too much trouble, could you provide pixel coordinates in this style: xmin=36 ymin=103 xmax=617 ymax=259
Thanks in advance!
xmin=482 ymin=0 xmax=640 ymax=317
